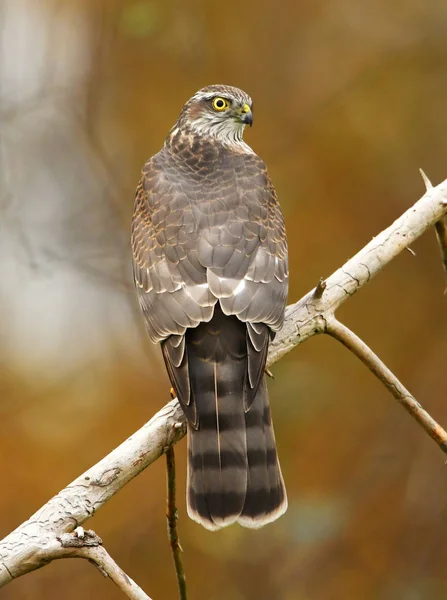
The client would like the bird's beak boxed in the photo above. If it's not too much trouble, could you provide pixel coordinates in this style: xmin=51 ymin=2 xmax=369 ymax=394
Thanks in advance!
xmin=236 ymin=103 xmax=253 ymax=126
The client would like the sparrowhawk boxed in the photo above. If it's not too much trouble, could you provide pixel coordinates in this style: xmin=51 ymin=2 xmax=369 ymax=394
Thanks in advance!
xmin=131 ymin=84 xmax=289 ymax=530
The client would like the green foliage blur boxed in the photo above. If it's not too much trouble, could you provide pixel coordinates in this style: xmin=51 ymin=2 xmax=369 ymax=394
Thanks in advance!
xmin=1 ymin=0 xmax=447 ymax=598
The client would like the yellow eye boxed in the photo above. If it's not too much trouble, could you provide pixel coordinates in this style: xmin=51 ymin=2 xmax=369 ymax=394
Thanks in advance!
xmin=212 ymin=97 xmax=230 ymax=111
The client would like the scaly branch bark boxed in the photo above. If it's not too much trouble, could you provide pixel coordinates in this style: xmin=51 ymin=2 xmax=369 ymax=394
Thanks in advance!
xmin=1 ymin=174 xmax=446 ymax=591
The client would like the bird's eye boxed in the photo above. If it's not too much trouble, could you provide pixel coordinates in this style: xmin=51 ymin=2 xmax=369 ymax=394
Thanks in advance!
xmin=212 ymin=97 xmax=230 ymax=111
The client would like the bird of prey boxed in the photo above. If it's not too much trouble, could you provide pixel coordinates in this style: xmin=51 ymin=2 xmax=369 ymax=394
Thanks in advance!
xmin=131 ymin=84 xmax=288 ymax=531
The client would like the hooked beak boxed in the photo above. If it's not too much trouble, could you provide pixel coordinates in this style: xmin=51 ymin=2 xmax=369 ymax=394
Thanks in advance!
xmin=236 ymin=103 xmax=253 ymax=126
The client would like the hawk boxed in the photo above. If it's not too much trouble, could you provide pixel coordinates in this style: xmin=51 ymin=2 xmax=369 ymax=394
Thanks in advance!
xmin=131 ymin=84 xmax=288 ymax=530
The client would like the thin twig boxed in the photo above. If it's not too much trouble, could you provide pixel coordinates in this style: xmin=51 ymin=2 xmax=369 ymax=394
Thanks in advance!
xmin=420 ymin=169 xmax=447 ymax=291
xmin=313 ymin=277 xmax=327 ymax=299
xmin=325 ymin=316 xmax=447 ymax=454
xmin=265 ymin=367 xmax=274 ymax=379
xmin=419 ymin=168 xmax=433 ymax=191
xmin=166 ymin=447 xmax=187 ymax=600
xmin=434 ymin=219 xmax=447 ymax=293
xmin=76 ymin=547 xmax=152 ymax=600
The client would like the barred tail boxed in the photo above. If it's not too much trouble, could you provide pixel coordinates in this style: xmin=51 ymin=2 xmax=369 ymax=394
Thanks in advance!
xmin=183 ymin=308 xmax=287 ymax=531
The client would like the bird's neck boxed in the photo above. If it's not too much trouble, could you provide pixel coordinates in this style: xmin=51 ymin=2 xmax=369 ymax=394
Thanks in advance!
xmin=165 ymin=123 xmax=254 ymax=156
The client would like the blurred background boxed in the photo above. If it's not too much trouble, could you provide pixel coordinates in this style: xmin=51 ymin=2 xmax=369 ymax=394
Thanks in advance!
xmin=1 ymin=1 xmax=447 ymax=598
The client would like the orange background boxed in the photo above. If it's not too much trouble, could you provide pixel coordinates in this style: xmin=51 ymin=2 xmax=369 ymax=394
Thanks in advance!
xmin=1 ymin=1 xmax=447 ymax=598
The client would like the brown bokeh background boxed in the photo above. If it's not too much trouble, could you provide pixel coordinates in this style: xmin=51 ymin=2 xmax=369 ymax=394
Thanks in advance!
xmin=1 ymin=1 xmax=447 ymax=598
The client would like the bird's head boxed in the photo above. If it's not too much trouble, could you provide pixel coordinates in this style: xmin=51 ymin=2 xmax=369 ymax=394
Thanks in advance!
xmin=174 ymin=84 xmax=253 ymax=147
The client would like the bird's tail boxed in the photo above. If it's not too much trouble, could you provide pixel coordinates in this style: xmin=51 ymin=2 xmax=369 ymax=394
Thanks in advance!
xmin=185 ymin=311 xmax=287 ymax=531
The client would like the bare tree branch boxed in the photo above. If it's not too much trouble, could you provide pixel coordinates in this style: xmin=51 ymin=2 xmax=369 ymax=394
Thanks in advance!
xmin=0 ymin=401 xmax=186 ymax=588
xmin=1 ymin=174 xmax=447 ymax=592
